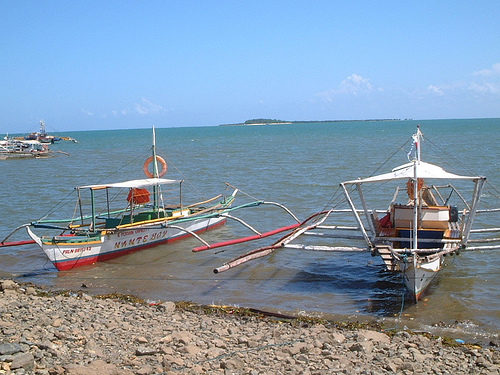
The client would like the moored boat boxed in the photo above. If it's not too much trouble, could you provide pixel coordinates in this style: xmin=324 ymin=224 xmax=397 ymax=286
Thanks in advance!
xmin=0 ymin=136 xmax=53 ymax=159
xmin=193 ymin=126 xmax=500 ymax=303
xmin=1 ymin=127 xmax=237 ymax=270
xmin=22 ymin=120 xmax=77 ymax=143
xmin=338 ymin=125 xmax=487 ymax=300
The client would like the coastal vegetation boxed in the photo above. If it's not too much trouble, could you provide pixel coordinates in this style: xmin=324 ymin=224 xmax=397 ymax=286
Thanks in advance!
xmin=220 ymin=118 xmax=404 ymax=126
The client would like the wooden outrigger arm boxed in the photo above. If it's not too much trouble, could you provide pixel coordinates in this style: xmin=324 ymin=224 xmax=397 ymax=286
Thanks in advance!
xmin=0 ymin=224 xmax=35 ymax=247
xmin=193 ymin=223 xmax=301 ymax=252
xmin=192 ymin=201 xmax=301 ymax=252
xmin=213 ymin=209 xmax=335 ymax=273
xmin=163 ymin=224 xmax=211 ymax=248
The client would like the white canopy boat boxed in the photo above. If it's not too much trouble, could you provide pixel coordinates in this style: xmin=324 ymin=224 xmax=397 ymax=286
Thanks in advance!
xmin=1 ymin=128 xmax=237 ymax=270
xmin=338 ymin=126 xmax=487 ymax=301
xmin=0 ymin=136 xmax=53 ymax=159
xmin=193 ymin=126 xmax=500 ymax=303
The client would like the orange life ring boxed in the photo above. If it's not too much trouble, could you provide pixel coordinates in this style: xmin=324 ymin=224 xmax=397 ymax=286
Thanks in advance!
xmin=143 ymin=155 xmax=168 ymax=178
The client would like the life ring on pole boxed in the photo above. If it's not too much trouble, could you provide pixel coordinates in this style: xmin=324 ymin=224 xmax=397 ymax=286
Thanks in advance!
xmin=143 ymin=155 xmax=168 ymax=178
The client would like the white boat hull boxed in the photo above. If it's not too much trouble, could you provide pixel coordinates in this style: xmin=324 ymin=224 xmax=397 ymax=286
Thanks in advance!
xmin=398 ymin=254 xmax=443 ymax=302
xmin=28 ymin=216 xmax=226 ymax=271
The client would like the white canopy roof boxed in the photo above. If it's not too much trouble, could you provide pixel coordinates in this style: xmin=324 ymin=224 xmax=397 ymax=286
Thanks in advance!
xmin=77 ymin=178 xmax=182 ymax=190
xmin=343 ymin=161 xmax=482 ymax=185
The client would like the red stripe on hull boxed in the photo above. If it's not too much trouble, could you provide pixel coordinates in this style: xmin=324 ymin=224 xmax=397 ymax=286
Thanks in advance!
xmin=53 ymin=219 xmax=227 ymax=271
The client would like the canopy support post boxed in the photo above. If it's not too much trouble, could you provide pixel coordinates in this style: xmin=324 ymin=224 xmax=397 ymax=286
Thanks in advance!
xmin=341 ymin=183 xmax=373 ymax=248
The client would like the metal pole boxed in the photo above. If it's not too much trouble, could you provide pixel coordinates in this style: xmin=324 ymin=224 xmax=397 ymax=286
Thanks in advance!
xmin=341 ymin=183 xmax=373 ymax=247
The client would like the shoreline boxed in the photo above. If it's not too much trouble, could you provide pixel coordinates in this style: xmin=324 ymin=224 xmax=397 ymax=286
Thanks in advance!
xmin=1 ymin=280 xmax=499 ymax=374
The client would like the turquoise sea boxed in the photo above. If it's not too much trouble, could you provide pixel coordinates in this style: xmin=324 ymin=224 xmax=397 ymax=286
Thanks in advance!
xmin=1 ymin=119 xmax=499 ymax=345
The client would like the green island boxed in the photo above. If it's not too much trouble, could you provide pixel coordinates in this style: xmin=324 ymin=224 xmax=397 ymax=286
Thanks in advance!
xmin=220 ymin=118 xmax=405 ymax=126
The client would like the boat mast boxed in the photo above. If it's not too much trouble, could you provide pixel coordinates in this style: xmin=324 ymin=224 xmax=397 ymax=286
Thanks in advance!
xmin=151 ymin=126 xmax=160 ymax=211
xmin=39 ymin=120 xmax=46 ymax=135
xmin=412 ymin=126 xmax=422 ymax=251
xmin=152 ymin=126 xmax=159 ymax=178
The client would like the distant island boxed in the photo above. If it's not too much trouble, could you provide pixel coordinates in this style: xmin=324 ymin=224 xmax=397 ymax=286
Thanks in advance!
xmin=220 ymin=118 xmax=405 ymax=126
xmin=219 ymin=119 xmax=291 ymax=126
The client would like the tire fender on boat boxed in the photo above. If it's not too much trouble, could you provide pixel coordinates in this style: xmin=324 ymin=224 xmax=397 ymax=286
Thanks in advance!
xmin=143 ymin=155 xmax=168 ymax=178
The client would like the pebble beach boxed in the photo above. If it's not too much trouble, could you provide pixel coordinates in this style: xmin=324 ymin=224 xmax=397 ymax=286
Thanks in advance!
xmin=1 ymin=280 xmax=499 ymax=374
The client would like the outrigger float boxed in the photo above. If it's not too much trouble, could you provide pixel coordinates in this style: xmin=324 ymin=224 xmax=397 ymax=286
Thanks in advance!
xmin=1 ymin=127 xmax=237 ymax=270
xmin=191 ymin=126 xmax=500 ymax=302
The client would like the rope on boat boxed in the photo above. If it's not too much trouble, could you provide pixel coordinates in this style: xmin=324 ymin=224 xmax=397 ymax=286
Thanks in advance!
xmin=224 ymin=182 xmax=261 ymax=202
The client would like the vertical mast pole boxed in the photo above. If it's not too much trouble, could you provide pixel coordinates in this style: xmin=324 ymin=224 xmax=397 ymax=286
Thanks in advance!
xmin=152 ymin=126 xmax=159 ymax=210
xmin=412 ymin=126 xmax=422 ymax=251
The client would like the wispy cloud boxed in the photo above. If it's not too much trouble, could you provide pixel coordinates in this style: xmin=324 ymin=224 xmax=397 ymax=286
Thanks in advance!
xmin=468 ymin=82 xmax=500 ymax=94
xmin=473 ymin=63 xmax=500 ymax=77
xmin=427 ymin=85 xmax=444 ymax=96
xmin=135 ymin=98 xmax=165 ymax=115
xmin=428 ymin=63 xmax=500 ymax=96
xmin=81 ymin=108 xmax=94 ymax=116
xmin=338 ymin=74 xmax=375 ymax=95
xmin=468 ymin=63 xmax=500 ymax=94
xmin=316 ymin=74 xmax=380 ymax=102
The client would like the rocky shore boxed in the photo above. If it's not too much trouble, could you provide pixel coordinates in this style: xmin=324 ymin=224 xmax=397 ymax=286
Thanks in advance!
xmin=1 ymin=280 xmax=499 ymax=375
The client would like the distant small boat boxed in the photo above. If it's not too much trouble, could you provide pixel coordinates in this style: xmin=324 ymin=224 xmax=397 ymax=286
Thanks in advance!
xmin=19 ymin=120 xmax=78 ymax=143
xmin=0 ymin=136 xmax=53 ymax=159
xmin=1 ymin=127 xmax=237 ymax=271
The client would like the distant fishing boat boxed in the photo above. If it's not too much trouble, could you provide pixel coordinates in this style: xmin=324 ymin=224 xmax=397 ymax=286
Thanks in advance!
xmin=0 ymin=136 xmax=53 ymax=159
xmin=1 ymin=127 xmax=237 ymax=270
xmin=19 ymin=120 xmax=78 ymax=143
xmin=193 ymin=126 xmax=500 ymax=302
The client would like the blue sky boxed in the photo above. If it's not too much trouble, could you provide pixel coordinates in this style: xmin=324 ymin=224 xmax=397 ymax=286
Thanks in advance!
xmin=1 ymin=1 xmax=499 ymax=133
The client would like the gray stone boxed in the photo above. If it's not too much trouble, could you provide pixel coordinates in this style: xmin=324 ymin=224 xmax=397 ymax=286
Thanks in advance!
xmin=1 ymin=280 xmax=19 ymax=291
xmin=66 ymin=360 xmax=134 ymax=375
xmin=25 ymin=286 xmax=37 ymax=295
xmin=356 ymin=329 xmax=391 ymax=344
xmin=0 ymin=342 xmax=22 ymax=355
xmin=135 ymin=346 xmax=157 ymax=356
xmin=181 ymin=344 xmax=201 ymax=355
xmin=158 ymin=301 xmax=176 ymax=313
xmin=10 ymin=352 xmax=35 ymax=371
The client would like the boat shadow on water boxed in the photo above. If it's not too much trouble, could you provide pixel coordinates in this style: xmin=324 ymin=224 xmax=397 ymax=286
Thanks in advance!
xmin=281 ymin=255 xmax=420 ymax=316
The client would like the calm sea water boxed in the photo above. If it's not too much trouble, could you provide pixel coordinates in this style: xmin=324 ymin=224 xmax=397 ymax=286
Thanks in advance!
xmin=1 ymin=119 xmax=499 ymax=344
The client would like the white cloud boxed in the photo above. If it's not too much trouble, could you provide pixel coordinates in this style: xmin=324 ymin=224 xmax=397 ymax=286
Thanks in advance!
xmin=339 ymin=74 xmax=374 ymax=95
xmin=428 ymin=85 xmax=444 ymax=96
xmin=469 ymin=63 xmax=500 ymax=95
xmin=473 ymin=63 xmax=500 ymax=77
xmin=81 ymin=108 xmax=94 ymax=116
xmin=468 ymin=82 xmax=500 ymax=94
xmin=425 ymin=63 xmax=500 ymax=97
xmin=135 ymin=98 xmax=164 ymax=115
xmin=316 ymin=74 xmax=379 ymax=102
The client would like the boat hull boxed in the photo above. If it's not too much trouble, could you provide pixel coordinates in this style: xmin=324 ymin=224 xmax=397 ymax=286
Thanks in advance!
xmin=398 ymin=255 xmax=442 ymax=302
xmin=30 ymin=216 xmax=227 ymax=271
xmin=0 ymin=152 xmax=48 ymax=160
